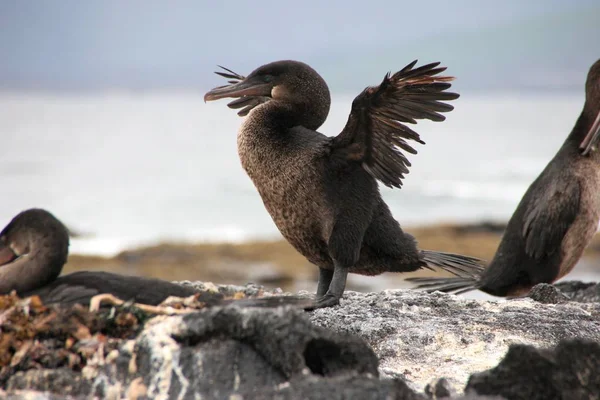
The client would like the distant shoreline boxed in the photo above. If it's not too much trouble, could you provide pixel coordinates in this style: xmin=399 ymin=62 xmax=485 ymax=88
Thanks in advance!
xmin=64 ymin=220 xmax=600 ymax=294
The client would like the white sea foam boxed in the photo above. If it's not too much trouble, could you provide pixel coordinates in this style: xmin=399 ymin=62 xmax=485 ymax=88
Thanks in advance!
xmin=70 ymin=224 xmax=255 ymax=256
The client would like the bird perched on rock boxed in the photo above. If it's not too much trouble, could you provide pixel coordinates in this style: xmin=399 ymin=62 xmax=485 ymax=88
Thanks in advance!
xmin=409 ymin=59 xmax=600 ymax=297
xmin=204 ymin=59 xmax=483 ymax=308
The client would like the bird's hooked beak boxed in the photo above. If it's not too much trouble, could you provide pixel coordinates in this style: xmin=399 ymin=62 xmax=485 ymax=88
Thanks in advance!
xmin=0 ymin=240 xmax=18 ymax=267
xmin=204 ymin=79 xmax=272 ymax=102
xmin=204 ymin=66 xmax=273 ymax=116
xmin=580 ymin=109 xmax=600 ymax=156
xmin=204 ymin=66 xmax=271 ymax=102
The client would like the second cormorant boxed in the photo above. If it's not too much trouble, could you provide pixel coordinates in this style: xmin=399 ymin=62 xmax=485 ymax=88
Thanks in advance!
xmin=408 ymin=58 xmax=600 ymax=297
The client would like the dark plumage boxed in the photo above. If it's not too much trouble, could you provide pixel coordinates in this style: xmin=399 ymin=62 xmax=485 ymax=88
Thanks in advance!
xmin=409 ymin=58 xmax=600 ymax=297
xmin=204 ymin=59 xmax=483 ymax=308
xmin=0 ymin=208 xmax=311 ymax=308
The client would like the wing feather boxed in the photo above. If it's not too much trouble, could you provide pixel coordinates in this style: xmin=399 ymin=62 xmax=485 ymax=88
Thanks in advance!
xmin=330 ymin=60 xmax=459 ymax=188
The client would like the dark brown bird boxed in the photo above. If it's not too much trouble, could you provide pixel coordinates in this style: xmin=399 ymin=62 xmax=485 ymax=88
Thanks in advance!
xmin=204 ymin=60 xmax=483 ymax=309
xmin=409 ymin=59 xmax=600 ymax=297
xmin=0 ymin=208 xmax=312 ymax=308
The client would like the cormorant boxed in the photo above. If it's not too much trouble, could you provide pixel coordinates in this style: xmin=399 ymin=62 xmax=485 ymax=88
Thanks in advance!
xmin=408 ymin=59 xmax=600 ymax=297
xmin=0 ymin=208 xmax=311 ymax=308
xmin=204 ymin=59 xmax=483 ymax=309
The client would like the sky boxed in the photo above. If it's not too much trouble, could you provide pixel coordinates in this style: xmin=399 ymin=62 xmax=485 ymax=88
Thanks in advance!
xmin=1 ymin=1 xmax=599 ymax=92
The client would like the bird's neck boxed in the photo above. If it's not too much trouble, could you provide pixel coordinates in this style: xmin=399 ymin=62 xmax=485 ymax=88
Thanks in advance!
xmin=247 ymin=99 xmax=327 ymax=132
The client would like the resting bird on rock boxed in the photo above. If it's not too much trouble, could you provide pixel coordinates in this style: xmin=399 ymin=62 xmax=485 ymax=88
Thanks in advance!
xmin=204 ymin=59 xmax=483 ymax=309
xmin=0 ymin=208 xmax=311 ymax=309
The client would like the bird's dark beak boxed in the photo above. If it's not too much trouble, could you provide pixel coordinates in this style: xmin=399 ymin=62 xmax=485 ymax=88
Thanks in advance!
xmin=580 ymin=109 xmax=600 ymax=156
xmin=0 ymin=242 xmax=17 ymax=266
xmin=204 ymin=79 xmax=272 ymax=102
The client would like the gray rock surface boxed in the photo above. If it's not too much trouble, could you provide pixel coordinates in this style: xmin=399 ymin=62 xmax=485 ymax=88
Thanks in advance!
xmin=2 ymin=282 xmax=600 ymax=399
xmin=307 ymin=287 xmax=600 ymax=393
xmin=5 ymin=304 xmax=392 ymax=399
xmin=466 ymin=339 xmax=600 ymax=400
xmin=554 ymin=280 xmax=600 ymax=303
xmin=527 ymin=283 xmax=570 ymax=303
xmin=133 ymin=305 xmax=378 ymax=398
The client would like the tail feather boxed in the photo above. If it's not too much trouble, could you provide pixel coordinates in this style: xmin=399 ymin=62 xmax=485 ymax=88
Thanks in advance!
xmin=410 ymin=250 xmax=484 ymax=295
xmin=419 ymin=250 xmax=485 ymax=277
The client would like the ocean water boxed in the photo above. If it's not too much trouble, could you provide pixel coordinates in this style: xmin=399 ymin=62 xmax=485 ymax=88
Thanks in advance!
xmin=0 ymin=91 xmax=587 ymax=260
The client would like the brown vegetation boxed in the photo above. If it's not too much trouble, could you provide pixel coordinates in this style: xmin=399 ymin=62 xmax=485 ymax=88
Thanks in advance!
xmin=0 ymin=292 xmax=143 ymax=387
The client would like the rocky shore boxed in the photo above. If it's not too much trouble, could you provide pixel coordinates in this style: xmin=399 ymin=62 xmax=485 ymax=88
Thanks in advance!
xmin=2 ymin=221 xmax=600 ymax=399
xmin=65 ymin=222 xmax=600 ymax=294
xmin=1 ymin=281 xmax=599 ymax=399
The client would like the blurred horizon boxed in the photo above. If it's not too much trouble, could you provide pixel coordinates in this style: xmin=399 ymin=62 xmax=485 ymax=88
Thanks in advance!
xmin=1 ymin=1 xmax=599 ymax=94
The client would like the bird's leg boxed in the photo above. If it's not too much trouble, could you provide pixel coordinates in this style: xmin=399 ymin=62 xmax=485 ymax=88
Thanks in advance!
xmin=310 ymin=262 xmax=348 ymax=309
xmin=316 ymin=268 xmax=334 ymax=297
xmin=308 ymin=214 xmax=366 ymax=310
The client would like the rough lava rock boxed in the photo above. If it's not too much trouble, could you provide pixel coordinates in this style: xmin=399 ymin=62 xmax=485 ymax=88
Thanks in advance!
xmin=554 ymin=280 xmax=600 ymax=303
xmin=2 ymin=282 xmax=600 ymax=399
xmin=465 ymin=339 xmax=600 ymax=400
xmin=307 ymin=286 xmax=600 ymax=393
xmin=527 ymin=283 xmax=570 ymax=303
xmin=133 ymin=305 xmax=379 ymax=398
xmin=6 ymin=302 xmax=423 ymax=399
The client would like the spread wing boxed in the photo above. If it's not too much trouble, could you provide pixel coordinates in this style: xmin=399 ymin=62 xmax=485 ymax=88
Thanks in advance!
xmin=330 ymin=60 xmax=459 ymax=188
xmin=522 ymin=178 xmax=581 ymax=260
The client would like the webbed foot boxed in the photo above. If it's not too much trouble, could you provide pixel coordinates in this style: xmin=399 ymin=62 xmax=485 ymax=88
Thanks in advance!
xmin=305 ymin=293 xmax=340 ymax=310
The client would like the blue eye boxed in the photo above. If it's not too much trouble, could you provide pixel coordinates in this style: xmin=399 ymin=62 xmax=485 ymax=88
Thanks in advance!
xmin=263 ymin=75 xmax=273 ymax=83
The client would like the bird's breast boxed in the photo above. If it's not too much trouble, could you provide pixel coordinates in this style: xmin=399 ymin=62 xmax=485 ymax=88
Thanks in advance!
xmin=236 ymin=123 xmax=333 ymax=263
